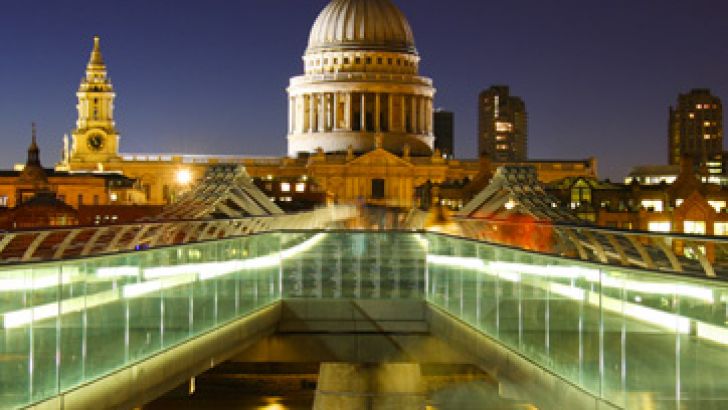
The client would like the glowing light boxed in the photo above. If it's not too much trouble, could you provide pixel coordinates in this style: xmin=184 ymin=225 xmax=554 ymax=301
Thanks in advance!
xmin=176 ymin=169 xmax=193 ymax=185
xmin=96 ymin=266 xmax=140 ymax=279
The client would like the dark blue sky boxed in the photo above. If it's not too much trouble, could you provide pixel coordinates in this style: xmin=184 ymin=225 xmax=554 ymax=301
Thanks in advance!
xmin=0 ymin=0 xmax=726 ymax=180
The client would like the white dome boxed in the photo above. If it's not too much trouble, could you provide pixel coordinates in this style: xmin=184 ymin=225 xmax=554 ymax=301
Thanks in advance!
xmin=307 ymin=0 xmax=417 ymax=55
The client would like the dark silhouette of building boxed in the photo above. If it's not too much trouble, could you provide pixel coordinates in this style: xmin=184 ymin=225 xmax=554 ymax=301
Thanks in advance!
xmin=478 ymin=86 xmax=527 ymax=162
xmin=668 ymin=89 xmax=723 ymax=176
xmin=434 ymin=109 xmax=454 ymax=158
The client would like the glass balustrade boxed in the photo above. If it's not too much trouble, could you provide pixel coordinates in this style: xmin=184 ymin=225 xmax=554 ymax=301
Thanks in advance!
xmin=2 ymin=230 xmax=728 ymax=409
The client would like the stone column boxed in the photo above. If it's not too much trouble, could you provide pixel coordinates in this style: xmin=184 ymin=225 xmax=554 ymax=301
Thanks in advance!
xmin=388 ymin=93 xmax=394 ymax=133
xmin=419 ymin=97 xmax=425 ymax=135
xmin=410 ymin=96 xmax=417 ymax=134
xmin=361 ymin=93 xmax=367 ymax=132
xmin=375 ymin=93 xmax=381 ymax=132
xmin=309 ymin=94 xmax=316 ymax=133
xmin=345 ymin=93 xmax=352 ymax=131
xmin=333 ymin=92 xmax=340 ymax=130
xmin=288 ymin=96 xmax=294 ymax=134
xmin=400 ymin=95 xmax=406 ymax=133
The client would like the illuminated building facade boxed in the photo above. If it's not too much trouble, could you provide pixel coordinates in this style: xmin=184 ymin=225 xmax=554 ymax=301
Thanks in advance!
xmin=547 ymin=157 xmax=728 ymax=235
xmin=287 ymin=0 xmax=435 ymax=156
xmin=61 ymin=0 xmax=594 ymax=208
xmin=668 ymin=89 xmax=724 ymax=177
xmin=478 ymin=86 xmax=528 ymax=162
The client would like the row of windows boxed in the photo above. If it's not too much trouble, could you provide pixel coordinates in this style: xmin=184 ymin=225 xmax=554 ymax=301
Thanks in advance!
xmin=310 ymin=56 xmax=415 ymax=67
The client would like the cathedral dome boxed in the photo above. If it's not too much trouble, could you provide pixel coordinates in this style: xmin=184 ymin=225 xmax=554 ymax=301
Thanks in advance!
xmin=307 ymin=0 xmax=416 ymax=55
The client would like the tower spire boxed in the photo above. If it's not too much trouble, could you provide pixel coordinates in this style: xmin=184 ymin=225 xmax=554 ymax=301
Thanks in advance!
xmin=88 ymin=35 xmax=105 ymax=68
xmin=28 ymin=122 xmax=40 ymax=165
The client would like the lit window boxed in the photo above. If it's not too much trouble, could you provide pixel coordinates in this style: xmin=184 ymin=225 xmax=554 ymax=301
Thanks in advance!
xmin=704 ymin=134 xmax=711 ymax=140
xmin=708 ymin=201 xmax=726 ymax=212
xmin=280 ymin=183 xmax=291 ymax=192
xmin=109 ymin=193 xmax=118 ymax=202
xmin=496 ymin=144 xmax=508 ymax=150
xmin=684 ymin=220 xmax=706 ymax=235
xmin=647 ymin=221 xmax=671 ymax=233
xmin=715 ymin=222 xmax=728 ymax=236
xmin=295 ymin=183 xmax=306 ymax=193
xmin=495 ymin=121 xmax=513 ymax=132
xmin=675 ymin=199 xmax=684 ymax=207
xmin=704 ymin=121 xmax=711 ymax=127
xmin=641 ymin=199 xmax=663 ymax=212
xmin=696 ymin=104 xmax=702 ymax=109
xmin=496 ymin=135 xmax=507 ymax=141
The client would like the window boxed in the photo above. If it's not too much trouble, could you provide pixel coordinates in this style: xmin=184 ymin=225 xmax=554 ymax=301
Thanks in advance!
xmin=343 ymin=57 xmax=349 ymax=64
xmin=371 ymin=179 xmax=385 ymax=199
xmin=366 ymin=57 xmax=371 ymax=64
xmin=708 ymin=201 xmax=726 ymax=213
xmin=647 ymin=221 xmax=671 ymax=233
xmin=640 ymin=199 xmax=663 ymax=212
xmin=78 ymin=194 xmax=83 ymax=206
xmin=109 ymin=193 xmax=118 ymax=202
xmin=715 ymin=223 xmax=728 ymax=236
xmin=93 ymin=195 xmax=99 ymax=205
xmin=570 ymin=180 xmax=591 ymax=206
xmin=495 ymin=122 xmax=513 ymax=132
xmin=295 ymin=183 xmax=306 ymax=193
xmin=675 ymin=199 xmax=684 ymax=207
xmin=684 ymin=220 xmax=706 ymax=235
xmin=0 ymin=195 xmax=7 ymax=207
xmin=280 ymin=182 xmax=291 ymax=192
xmin=355 ymin=57 xmax=361 ymax=64
xmin=377 ymin=58 xmax=382 ymax=64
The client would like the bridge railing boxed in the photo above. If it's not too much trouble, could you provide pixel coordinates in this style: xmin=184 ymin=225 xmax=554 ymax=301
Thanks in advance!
xmin=426 ymin=232 xmax=728 ymax=409
xmin=3 ymin=229 xmax=728 ymax=409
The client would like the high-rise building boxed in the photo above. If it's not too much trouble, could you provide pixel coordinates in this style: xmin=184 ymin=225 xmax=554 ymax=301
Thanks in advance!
xmin=668 ymin=89 xmax=723 ymax=176
xmin=434 ymin=109 xmax=454 ymax=158
xmin=478 ymin=86 xmax=527 ymax=162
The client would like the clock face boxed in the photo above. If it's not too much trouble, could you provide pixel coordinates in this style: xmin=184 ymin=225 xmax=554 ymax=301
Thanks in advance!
xmin=87 ymin=134 xmax=105 ymax=151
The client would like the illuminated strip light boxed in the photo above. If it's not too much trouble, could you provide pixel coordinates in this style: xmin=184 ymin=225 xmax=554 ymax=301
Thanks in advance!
xmin=427 ymin=255 xmax=520 ymax=282
xmin=590 ymin=293 xmax=690 ymax=334
xmin=601 ymin=275 xmax=714 ymax=304
xmin=96 ymin=266 xmax=140 ymax=279
xmin=280 ymin=233 xmax=327 ymax=259
xmin=427 ymin=254 xmax=486 ymax=270
xmin=486 ymin=261 xmax=713 ymax=304
xmin=122 ymin=274 xmax=196 ymax=299
xmin=549 ymin=282 xmax=586 ymax=300
xmin=2 ymin=289 xmax=118 ymax=329
xmin=0 ymin=268 xmax=82 ymax=291
xmin=696 ymin=322 xmax=728 ymax=346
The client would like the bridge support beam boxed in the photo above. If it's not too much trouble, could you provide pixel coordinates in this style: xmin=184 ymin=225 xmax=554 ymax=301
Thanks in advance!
xmin=27 ymin=302 xmax=282 ymax=410
xmin=426 ymin=304 xmax=620 ymax=410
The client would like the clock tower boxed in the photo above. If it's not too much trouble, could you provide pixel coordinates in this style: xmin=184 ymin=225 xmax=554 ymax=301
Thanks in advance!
xmin=69 ymin=36 xmax=121 ymax=167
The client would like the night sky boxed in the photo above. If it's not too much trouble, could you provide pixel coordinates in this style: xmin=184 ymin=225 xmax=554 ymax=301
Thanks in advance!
xmin=0 ymin=0 xmax=726 ymax=180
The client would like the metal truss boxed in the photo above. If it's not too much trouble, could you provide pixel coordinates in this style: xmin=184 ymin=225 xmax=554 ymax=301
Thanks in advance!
xmin=0 ymin=206 xmax=356 ymax=263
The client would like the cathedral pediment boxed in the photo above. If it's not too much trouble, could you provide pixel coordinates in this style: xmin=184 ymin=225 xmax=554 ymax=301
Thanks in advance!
xmin=347 ymin=148 xmax=413 ymax=168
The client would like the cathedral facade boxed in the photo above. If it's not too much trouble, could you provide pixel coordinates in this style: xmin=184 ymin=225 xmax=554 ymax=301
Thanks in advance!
xmin=61 ymin=0 xmax=596 ymax=208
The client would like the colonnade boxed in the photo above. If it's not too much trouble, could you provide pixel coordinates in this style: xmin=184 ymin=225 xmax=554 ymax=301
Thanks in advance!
xmin=289 ymin=92 xmax=433 ymax=136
